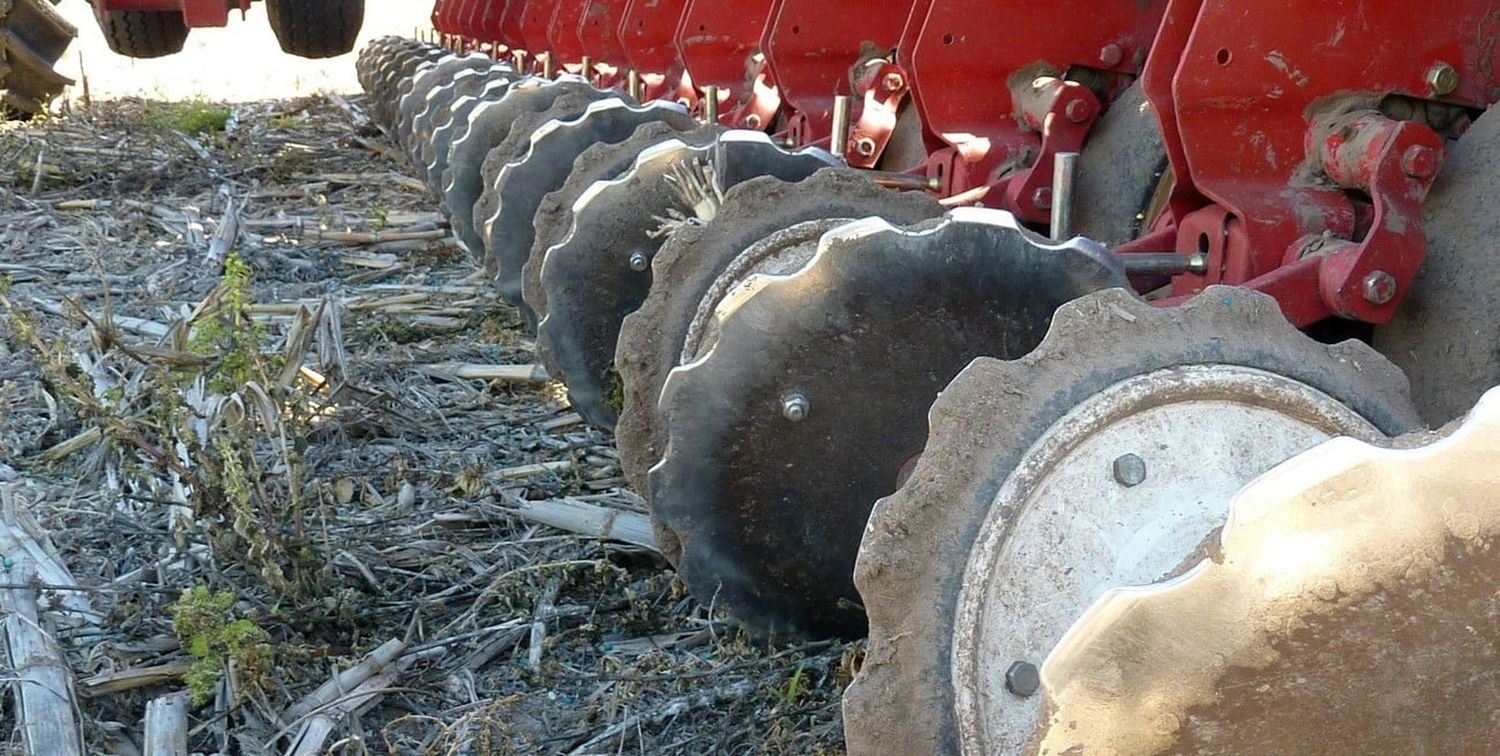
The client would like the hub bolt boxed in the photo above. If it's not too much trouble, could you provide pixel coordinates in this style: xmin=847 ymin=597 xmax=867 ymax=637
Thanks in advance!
xmin=1426 ymin=62 xmax=1459 ymax=96
xmin=1099 ymin=42 xmax=1125 ymax=68
xmin=1401 ymin=144 xmax=1438 ymax=180
xmin=854 ymin=137 xmax=878 ymax=157
xmin=1362 ymin=270 xmax=1397 ymax=305
xmin=781 ymin=393 xmax=810 ymax=422
xmin=628 ymin=252 xmax=650 ymax=272
xmin=1113 ymin=453 xmax=1147 ymax=487
xmin=882 ymin=72 xmax=905 ymax=91
xmin=1005 ymin=661 xmax=1040 ymax=697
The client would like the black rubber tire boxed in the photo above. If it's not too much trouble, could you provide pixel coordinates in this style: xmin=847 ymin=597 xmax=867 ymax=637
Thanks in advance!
xmin=265 ymin=0 xmax=364 ymax=59
xmin=1072 ymin=81 xmax=1170 ymax=247
xmin=1 ymin=0 xmax=76 ymax=117
xmin=96 ymin=9 xmax=188 ymax=60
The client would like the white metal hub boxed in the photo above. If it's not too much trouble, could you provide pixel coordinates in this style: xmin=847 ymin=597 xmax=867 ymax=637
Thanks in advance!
xmin=951 ymin=364 xmax=1379 ymax=755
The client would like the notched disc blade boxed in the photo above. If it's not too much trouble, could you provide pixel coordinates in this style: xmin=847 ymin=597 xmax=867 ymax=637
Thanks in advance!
xmin=395 ymin=54 xmax=489 ymax=150
xmin=411 ymin=66 xmax=511 ymax=191
xmin=534 ymin=128 xmax=723 ymax=430
xmin=473 ymin=81 xmax=616 ymax=272
xmin=443 ymin=79 xmax=599 ymax=260
xmin=523 ymin=121 xmax=717 ymax=324
xmin=488 ymin=99 xmax=695 ymax=323
xmin=426 ymin=76 xmax=515 ymax=198
xmin=614 ymin=168 xmax=934 ymax=497
xmin=650 ymin=209 xmax=1127 ymax=637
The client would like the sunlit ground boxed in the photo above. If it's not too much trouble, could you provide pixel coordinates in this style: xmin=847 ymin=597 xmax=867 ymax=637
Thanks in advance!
xmin=54 ymin=2 xmax=433 ymax=101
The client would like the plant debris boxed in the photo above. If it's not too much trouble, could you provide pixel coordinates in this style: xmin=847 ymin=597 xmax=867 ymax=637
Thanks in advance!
xmin=0 ymin=97 xmax=851 ymax=754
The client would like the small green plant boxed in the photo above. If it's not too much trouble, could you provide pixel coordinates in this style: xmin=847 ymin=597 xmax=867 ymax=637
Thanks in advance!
xmin=170 ymin=586 xmax=273 ymax=706
xmin=187 ymin=254 xmax=272 ymax=392
xmin=778 ymin=662 xmax=808 ymax=705
xmin=369 ymin=204 xmax=389 ymax=232
xmin=143 ymin=100 xmax=232 ymax=135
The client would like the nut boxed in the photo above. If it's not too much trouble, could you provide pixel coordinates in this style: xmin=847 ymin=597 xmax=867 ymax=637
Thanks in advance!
xmin=1065 ymin=98 xmax=1092 ymax=124
xmin=1031 ymin=186 xmax=1053 ymax=210
xmin=1112 ymin=453 xmax=1147 ymax=487
xmin=882 ymin=71 xmax=905 ymax=91
xmin=1098 ymin=42 xmax=1124 ymax=68
xmin=1426 ymin=62 xmax=1459 ymax=96
xmin=781 ymin=393 xmax=810 ymax=422
xmin=1005 ymin=661 xmax=1040 ymax=697
xmin=854 ymin=137 xmax=877 ymax=157
xmin=1401 ymin=144 xmax=1438 ymax=180
xmin=1362 ymin=270 xmax=1397 ymax=305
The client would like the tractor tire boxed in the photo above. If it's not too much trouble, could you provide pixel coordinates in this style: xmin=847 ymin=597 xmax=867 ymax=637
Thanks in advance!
xmin=265 ymin=0 xmax=364 ymax=59
xmin=1 ymin=0 xmax=76 ymax=117
xmin=96 ymin=9 xmax=189 ymax=59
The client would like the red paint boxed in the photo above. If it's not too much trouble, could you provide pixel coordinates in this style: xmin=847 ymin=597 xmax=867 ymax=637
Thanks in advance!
xmin=1147 ymin=0 xmax=1498 ymax=325
xmin=93 ymin=0 xmax=251 ymax=28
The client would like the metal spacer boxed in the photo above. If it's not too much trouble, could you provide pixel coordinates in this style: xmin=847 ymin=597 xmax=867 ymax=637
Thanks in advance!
xmin=1362 ymin=270 xmax=1397 ymax=305
xmin=781 ymin=393 xmax=810 ymax=422
xmin=1005 ymin=661 xmax=1040 ymax=697
xmin=1112 ymin=453 xmax=1146 ymax=487
xmin=1426 ymin=62 xmax=1459 ymax=97
xmin=628 ymin=252 xmax=650 ymax=272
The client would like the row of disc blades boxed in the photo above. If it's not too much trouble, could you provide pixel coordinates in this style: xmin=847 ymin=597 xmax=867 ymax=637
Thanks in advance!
xmin=357 ymin=36 xmax=1500 ymax=754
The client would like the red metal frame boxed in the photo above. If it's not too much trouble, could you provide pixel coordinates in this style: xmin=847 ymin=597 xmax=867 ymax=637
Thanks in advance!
xmin=546 ymin=0 xmax=591 ymax=67
xmin=577 ymin=0 xmax=630 ymax=81
xmin=901 ymin=0 xmax=1168 ymax=216
xmin=675 ymin=0 xmax=781 ymax=122
xmin=618 ymin=0 xmax=695 ymax=100
xmin=764 ymin=0 xmax=909 ymax=149
xmin=1142 ymin=0 xmax=1498 ymax=326
xmin=94 ymin=0 xmax=251 ymax=28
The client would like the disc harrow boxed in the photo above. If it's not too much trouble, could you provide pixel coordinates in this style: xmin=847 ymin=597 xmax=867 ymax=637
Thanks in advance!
xmin=360 ymin=0 xmax=1500 ymax=748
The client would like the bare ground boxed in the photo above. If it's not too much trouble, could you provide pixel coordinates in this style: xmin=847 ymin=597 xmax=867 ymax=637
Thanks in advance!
xmin=0 ymin=96 xmax=851 ymax=754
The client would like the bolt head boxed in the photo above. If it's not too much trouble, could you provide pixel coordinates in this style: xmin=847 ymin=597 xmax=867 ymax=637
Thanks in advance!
xmin=781 ymin=393 xmax=810 ymax=422
xmin=1099 ymin=42 xmax=1125 ymax=68
xmin=854 ymin=137 xmax=877 ymax=157
xmin=1426 ymin=62 xmax=1459 ymax=96
xmin=1005 ymin=661 xmax=1040 ymax=697
xmin=628 ymin=252 xmax=650 ymax=272
xmin=1064 ymin=98 xmax=1092 ymax=124
xmin=1362 ymin=270 xmax=1397 ymax=305
xmin=1031 ymin=186 xmax=1053 ymax=210
xmin=882 ymin=72 xmax=905 ymax=91
xmin=1112 ymin=453 xmax=1147 ymax=487
xmin=1401 ymin=144 xmax=1438 ymax=180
